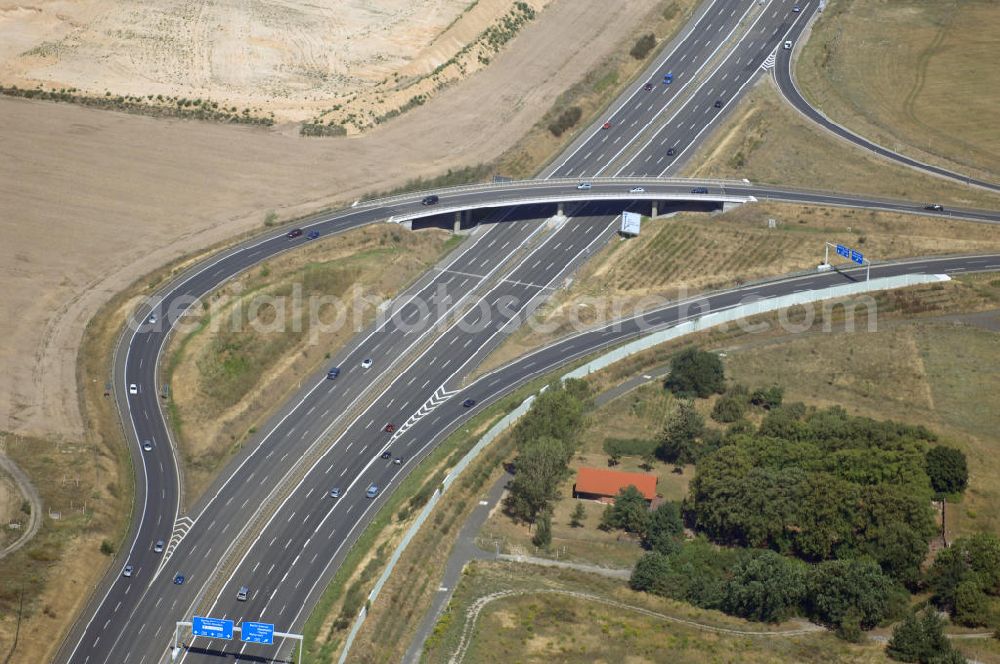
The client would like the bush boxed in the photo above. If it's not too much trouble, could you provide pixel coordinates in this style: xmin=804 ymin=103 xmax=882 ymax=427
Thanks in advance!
xmin=603 ymin=438 xmax=657 ymax=458
xmin=100 ymin=540 xmax=114 ymax=556
xmin=532 ymin=510 xmax=552 ymax=549
xmin=805 ymin=558 xmax=897 ymax=632
xmin=665 ymin=348 xmax=725 ymax=398
xmin=629 ymin=33 xmax=657 ymax=60
xmin=548 ymin=106 xmax=583 ymax=137
xmin=750 ymin=385 xmax=784 ymax=409
xmin=711 ymin=392 xmax=746 ymax=423
xmin=600 ymin=486 xmax=650 ymax=535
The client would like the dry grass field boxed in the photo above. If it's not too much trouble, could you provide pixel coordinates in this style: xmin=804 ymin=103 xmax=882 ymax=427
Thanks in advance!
xmin=685 ymin=77 xmax=1000 ymax=209
xmin=475 ymin=201 xmax=1000 ymax=376
xmin=0 ymin=0 xmax=664 ymax=443
xmin=166 ymin=225 xmax=457 ymax=502
xmin=0 ymin=0 xmax=559 ymax=126
xmin=795 ymin=0 xmax=1000 ymax=181
xmin=423 ymin=563 xmax=893 ymax=664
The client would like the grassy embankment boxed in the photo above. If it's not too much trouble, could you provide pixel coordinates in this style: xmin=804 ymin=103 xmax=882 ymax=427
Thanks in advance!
xmin=794 ymin=0 xmax=1000 ymax=183
xmin=164 ymin=225 xmax=460 ymax=502
xmin=475 ymin=201 xmax=1000 ymax=377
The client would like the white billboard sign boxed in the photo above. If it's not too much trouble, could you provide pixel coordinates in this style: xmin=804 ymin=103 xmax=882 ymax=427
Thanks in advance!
xmin=620 ymin=211 xmax=641 ymax=236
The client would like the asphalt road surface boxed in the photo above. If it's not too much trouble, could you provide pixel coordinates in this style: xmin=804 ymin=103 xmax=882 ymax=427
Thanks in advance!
xmin=57 ymin=0 xmax=1000 ymax=660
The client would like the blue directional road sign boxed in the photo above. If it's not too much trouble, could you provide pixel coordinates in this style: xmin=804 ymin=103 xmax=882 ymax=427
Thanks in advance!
xmin=192 ymin=616 xmax=234 ymax=640
xmin=241 ymin=621 xmax=275 ymax=645
xmin=836 ymin=244 xmax=850 ymax=259
xmin=850 ymin=249 xmax=864 ymax=265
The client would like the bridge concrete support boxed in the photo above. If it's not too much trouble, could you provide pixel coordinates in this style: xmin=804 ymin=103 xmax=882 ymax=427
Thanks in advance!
xmin=651 ymin=201 xmax=658 ymax=219
xmin=722 ymin=201 xmax=744 ymax=213
xmin=453 ymin=211 xmax=462 ymax=233
xmin=557 ymin=201 xmax=565 ymax=217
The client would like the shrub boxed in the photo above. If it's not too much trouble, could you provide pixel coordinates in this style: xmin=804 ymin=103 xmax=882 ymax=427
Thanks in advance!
xmin=548 ymin=106 xmax=583 ymax=137
xmin=100 ymin=540 xmax=114 ymax=556
xmin=926 ymin=446 xmax=968 ymax=495
xmin=630 ymin=33 xmax=657 ymax=60
xmin=603 ymin=437 xmax=657 ymax=458
xmin=665 ymin=348 xmax=725 ymax=398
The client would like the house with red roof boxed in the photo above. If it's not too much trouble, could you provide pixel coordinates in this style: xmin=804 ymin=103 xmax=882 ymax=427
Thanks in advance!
xmin=573 ymin=467 xmax=657 ymax=504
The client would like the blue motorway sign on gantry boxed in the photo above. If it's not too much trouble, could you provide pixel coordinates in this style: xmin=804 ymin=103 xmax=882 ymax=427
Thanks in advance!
xmin=850 ymin=249 xmax=864 ymax=265
xmin=241 ymin=621 xmax=275 ymax=645
xmin=192 ymin=616 xmax=234 ymax=640
xmin=836 ymin=244 xmax=850 ymax=259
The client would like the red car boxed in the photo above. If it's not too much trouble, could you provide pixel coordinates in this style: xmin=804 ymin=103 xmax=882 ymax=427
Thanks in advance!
xmin=602 ymin=121 xmax=612 ymax=130
xmin=384 ymin=423 xmax=396 ymax=433
xmin=287 ymin=228 xmax=303 ymax=238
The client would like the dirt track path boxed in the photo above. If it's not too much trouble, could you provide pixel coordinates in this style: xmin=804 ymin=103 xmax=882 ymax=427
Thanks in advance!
xmin=0 ymin=453 xmax=42 ymax=560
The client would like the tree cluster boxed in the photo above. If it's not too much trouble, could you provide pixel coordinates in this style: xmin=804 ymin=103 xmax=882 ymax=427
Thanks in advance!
xmin=599 ymin=487 xmax=683 ymax=554
xmin=928 ymin=533 xmax=1000 ymax=627
xmin=686 ymin=405 xmax=938 ymax=584
xmin=504 ymin=379 xmax=590 ymax=523
xmin=631 ymin=542 xmax=905 ymax=638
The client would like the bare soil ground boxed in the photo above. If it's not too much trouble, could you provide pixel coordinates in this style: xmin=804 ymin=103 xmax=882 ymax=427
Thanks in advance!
xmin=0 ymin=0 xmax=663 ymax=443
xmin=167 ymin=225 xmax=456 ymax=503
xmin=795 ymin=0 xmax=1000 ymax=182
xmin=0 ymin=0 xmax=557 ymax=126
xmin=684 ymin=77 xmax=1000 ymax=209
xmin=474 ymin=201 xmax=1000 ymax=377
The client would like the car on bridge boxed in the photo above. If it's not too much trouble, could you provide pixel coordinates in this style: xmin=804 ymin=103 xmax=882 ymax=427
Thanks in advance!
xmin=925 ymin=204 xmax=945 ymax=211
xmin=629 ymin=187 xmax=645 ymax=193
xmin=691 ymin=187 xmax=709 ymax=194
xmin=307 ymin=229 xmax=321 ymax=240
xmin=462 ymin=399 xmax=477 ymax=408
xmin=576 ymin=182 xmax=592 ymax=190
xmin=792 ymin=4 xmax=801 ymax=11
xmin=327 ymin=367 xmax=341 ymax=380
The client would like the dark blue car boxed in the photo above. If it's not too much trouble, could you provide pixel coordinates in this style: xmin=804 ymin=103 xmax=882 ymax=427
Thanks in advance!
xmin=307 ymin=229 xmax=320 ymax=239
xmin=663 ymin=72 xmax=673 ymax=84
xmin=173 ymin=574 xmax=185 ymax=585
xmin=462 ymin=399 xmax=477 ymax=408
xmin=327 ymin=367 xmax=341 ymax=380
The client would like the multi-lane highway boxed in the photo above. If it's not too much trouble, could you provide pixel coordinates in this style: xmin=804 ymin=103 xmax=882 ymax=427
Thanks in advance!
xmin=57 ymin=0 xmax=1000 ymax=661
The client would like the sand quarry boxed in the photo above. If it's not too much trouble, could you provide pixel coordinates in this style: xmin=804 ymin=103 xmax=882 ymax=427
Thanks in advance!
xmin=0 ymin=0 xmax=553 ymax=124
xmin=0 ymin=0 xmax=663 ymax=440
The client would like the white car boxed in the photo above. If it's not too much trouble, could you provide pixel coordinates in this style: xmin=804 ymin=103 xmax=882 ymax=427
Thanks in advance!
xmin=783 ymin=40 xmax=792 ymax=50
xmin=148 ymin=313 xmax=157 ymax=324
xmin=576 ymin=183 xmax=592 ymax=190
xmin=142 ymin=440 xmax=153 ymax=452
xmin=361 ymin=358 xmax=373 ymax=369
xmin=122 ymin=565 xmax=133 ymax=578
xmin=129 ymin=383 xmax=138 ymax=395
xmin=629 ymin=187 xmax=645 ymax=193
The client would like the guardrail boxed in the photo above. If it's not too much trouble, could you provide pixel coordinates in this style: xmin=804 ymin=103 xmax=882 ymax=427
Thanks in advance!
xmin=336 ymin=270 xmax=949 ymax=661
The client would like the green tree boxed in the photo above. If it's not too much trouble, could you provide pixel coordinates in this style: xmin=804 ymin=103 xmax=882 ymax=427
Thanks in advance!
xmin=504 ymin=436 xmax=566 ymax=521
xmin=930 ymin=533 xmax=1000 ymax=616
xmin=600 ymin=485 xmax=649 ymax=535
xmin=532 ymin=510 xmax=552 ymax=549
xmin=570 ymin=502 xmax=586 ymax=528
xmin=644 ymin=502 xmax=683 ymax=554
xmin=665 ymin=348 xmax=725 ymax=398
xmin=926 ymin=446 xmax=968 ymax=496
xmin=954 ymin=579 xmax=991 ymax=627
xmin=657 ymin=400 xmax=704 ymax=464
xmin=806 ymin=558 xmax=895 ymax=632
xmin=722 ymin=550 xmax=806 ymax=622
xmin=887 ymin=609 xmax=964 ymax=663
xmin=630 ymin=552 xmax=672 ymax=594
